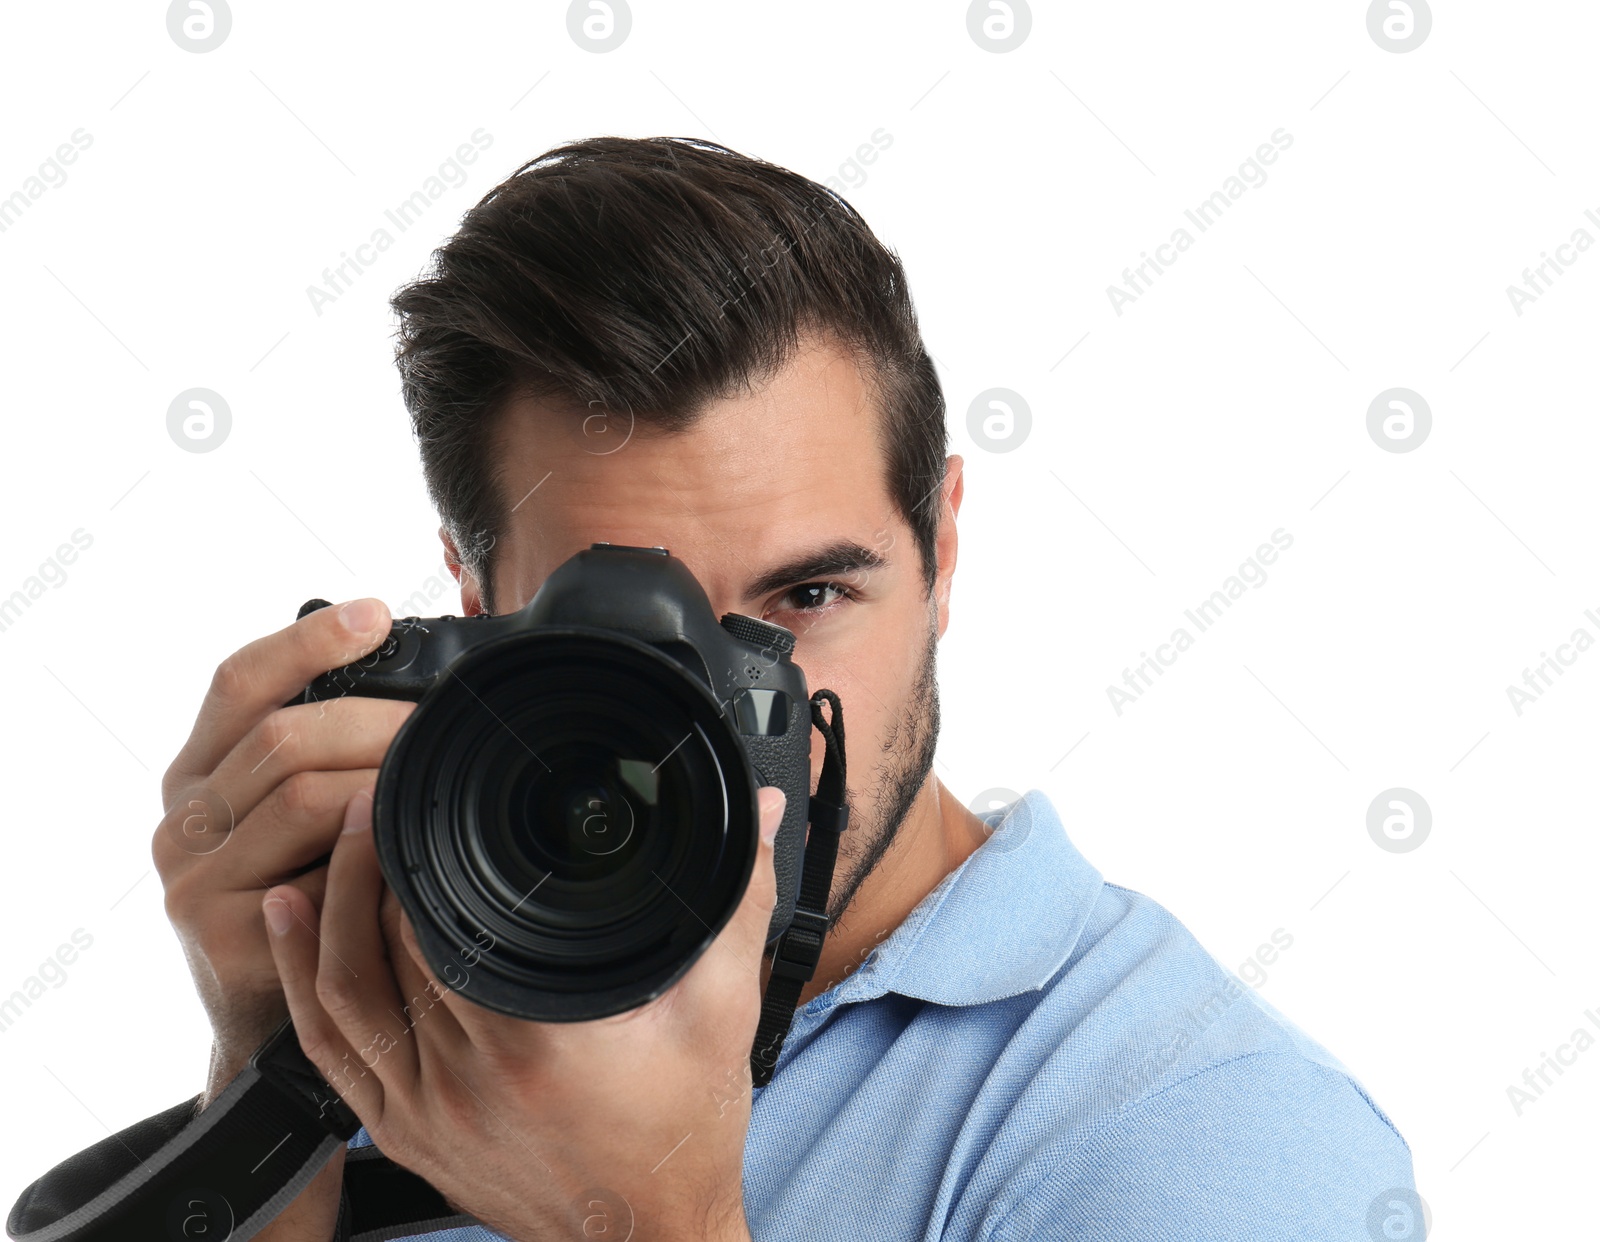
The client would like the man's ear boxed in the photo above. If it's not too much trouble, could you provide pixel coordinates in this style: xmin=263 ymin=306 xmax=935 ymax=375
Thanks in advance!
xmin=439 ymin=526 xmax=486 ymax=617
xmin=933 ymin=455 xmax=963 ymax=640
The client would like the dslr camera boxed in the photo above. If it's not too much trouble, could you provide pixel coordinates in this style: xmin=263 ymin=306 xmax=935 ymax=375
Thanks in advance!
xmin=294 ymin=543 xmax=816 ymax=1022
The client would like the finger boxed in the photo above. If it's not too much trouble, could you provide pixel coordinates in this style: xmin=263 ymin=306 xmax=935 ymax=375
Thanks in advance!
xmin=153 ymin=695 xmax=411 ymax=889
xmin=160 ymin=768 xmax=379 ymax=890
xmin=393 ymin=905 xmax=488 ymax=1050
xmin=737 ymin=787 xmax=785 ymax=946
xmin=262 ymin=883 xmax=378 ymax=1124
xmin=378 ymin=888 xmax=469 ymax=1072
xmin=236 ymin=767 xmax=383 ymax=884
xmin=312 ymin=789 xmax=421 ymax=1095
xmin=195 ymin=696 xmax=415 ymax=834
xmin=168 ymin=597 xmax=394 ymax=785
xmin=680 ymin=787 xmax=785 ymax=1001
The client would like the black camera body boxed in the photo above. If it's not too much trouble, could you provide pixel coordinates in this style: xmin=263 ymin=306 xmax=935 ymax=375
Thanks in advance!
xmin=297 ymin=543 xmax=813 ymax=1022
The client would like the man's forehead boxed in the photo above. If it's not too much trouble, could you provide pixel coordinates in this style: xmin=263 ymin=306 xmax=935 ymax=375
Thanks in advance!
xmin=487 ymin=336 xmax=898 ymax=605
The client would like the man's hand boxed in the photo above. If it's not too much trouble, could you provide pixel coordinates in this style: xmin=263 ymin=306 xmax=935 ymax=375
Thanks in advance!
xmin=263 ymin=784 xmax=785 ymax=1242
xmin=152 ymin=600 xmax=411 ymax=1238
xmin=154 ymin=598 xmax=413 ymax=1089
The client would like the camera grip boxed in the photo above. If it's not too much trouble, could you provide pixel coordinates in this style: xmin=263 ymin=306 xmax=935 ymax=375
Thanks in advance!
xmin=740 ymin=698 xmax=812 ymax=945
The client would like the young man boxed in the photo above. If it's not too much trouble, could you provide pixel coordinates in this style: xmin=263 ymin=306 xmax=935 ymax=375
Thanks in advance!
xmin=87 ymin=138 xmax=1412 ymax=1240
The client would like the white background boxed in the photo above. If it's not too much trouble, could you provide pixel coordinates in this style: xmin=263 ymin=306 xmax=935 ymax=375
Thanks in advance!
xmin=1 ymin=1 xmax=1596 ymax=1237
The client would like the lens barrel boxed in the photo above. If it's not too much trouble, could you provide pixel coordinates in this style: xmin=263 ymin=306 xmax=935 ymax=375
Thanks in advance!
xmin=373 ymin=628 xmax=759 ymax=1021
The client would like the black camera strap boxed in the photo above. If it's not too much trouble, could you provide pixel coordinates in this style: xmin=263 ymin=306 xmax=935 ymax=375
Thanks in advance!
xmin=750 ymin=688 xmax=848 ymax=1087
xmin=8 ymin=693 xmax=848 ymax=1242
xmin=5 ymin=1018 xmax=369 ymax=1242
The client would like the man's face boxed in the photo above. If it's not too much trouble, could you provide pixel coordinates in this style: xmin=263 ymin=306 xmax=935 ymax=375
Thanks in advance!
xmin=462 ymin=331 xmax=961 ymax=931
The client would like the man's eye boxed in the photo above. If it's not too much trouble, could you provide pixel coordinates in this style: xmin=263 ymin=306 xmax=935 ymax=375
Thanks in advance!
xmin=779 ymin=582 xmax=850 ymax=612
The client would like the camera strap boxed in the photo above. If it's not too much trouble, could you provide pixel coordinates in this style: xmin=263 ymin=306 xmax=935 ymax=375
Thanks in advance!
xmin=8 ymin=692 xmax=848 ymax=1242
xmin=5 ymin=1017 xmax=375 ymax=1242
xmin=749 ymin=688 xmax=848 ymax=1087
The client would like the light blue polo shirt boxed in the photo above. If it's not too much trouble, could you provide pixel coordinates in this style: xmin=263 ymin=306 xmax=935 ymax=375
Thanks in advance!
xmin=351 ymin=790 xmax=1415 ymax=1241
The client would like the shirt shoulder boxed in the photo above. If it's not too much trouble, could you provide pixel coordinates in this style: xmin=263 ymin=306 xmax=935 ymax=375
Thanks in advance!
xmin=1065 ymin=880 xmax=1398 ymax=1096
xmin=980 ymin=1050 xmax=1415 ymax=1241
xmin=965 ymin=881 xmax=1413 ymax=1241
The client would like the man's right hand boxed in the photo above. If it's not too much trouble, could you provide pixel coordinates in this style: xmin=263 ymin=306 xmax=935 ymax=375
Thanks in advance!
xmin=151 ymin=598 xmax=417 ymax=1239
xmin=152 ymin=597 xmax=416 ymax=1102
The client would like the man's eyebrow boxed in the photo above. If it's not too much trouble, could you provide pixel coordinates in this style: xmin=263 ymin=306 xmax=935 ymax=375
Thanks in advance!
xmin=745 ymin=541 xmax=889 ymax=598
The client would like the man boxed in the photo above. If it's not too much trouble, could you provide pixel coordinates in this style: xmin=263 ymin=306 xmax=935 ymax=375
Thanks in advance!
xmin=102 ymin=138 xmax=1413 ymax=1240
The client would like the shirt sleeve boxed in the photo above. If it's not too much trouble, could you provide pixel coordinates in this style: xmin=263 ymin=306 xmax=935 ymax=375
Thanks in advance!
xmin=979 ymin=1051 xmax=1417 ymax=1242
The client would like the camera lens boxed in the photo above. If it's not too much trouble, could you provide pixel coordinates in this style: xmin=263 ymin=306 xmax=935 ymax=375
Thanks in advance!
xmin=373 ymin=629 xmax=758 ymax=1022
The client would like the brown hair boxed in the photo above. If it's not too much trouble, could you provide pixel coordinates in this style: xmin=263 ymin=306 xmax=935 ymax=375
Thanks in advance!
xmin=390 ymin=135 xmax=946 ymax=610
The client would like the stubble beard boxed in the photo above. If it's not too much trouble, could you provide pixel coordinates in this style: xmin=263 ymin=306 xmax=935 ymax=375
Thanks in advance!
xmin=824 ymin=621 xmax=941 ymax=929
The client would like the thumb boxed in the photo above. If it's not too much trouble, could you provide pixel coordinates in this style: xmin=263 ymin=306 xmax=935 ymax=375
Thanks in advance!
xmin=663 ymin=786 xmax=784 ymax=1060
xmin=677 ymin=786 xmax=786 ymax=1011
xmin=725 ymin=786 xmax=786 ymax=962
xmin=748 ymin=786 xmax=785 ymax=916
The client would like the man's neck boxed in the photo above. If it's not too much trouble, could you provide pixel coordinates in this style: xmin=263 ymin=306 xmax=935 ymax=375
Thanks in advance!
xmin=760 ymin=777 xmax=990 ymax=1008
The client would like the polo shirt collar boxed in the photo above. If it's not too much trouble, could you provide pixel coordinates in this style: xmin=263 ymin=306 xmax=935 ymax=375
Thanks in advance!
xmin=815 ymin=789 xmax=1103 ymax=1011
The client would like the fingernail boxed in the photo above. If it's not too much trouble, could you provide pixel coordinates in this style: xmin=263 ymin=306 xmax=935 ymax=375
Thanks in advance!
xmin=264 ymin=897 xmax=293 ymax=937
xmin=341 ymin=789 xmax=373 ymax=835
xmin=759 ymin=789 xmax=786 ymax=845
xmin=338 ymin=598 xmax=383 ymax=635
